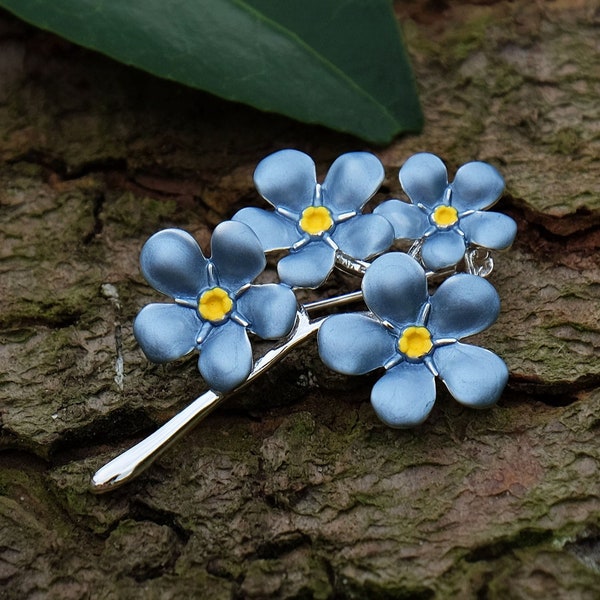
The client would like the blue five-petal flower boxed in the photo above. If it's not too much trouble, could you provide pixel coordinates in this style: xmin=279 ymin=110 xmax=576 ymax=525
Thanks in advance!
xmin=374 ymin=153 xmax=517 ymax=271
xmin=317 ymin=252 xmax=509 ymax=427
xmin=133 ymin=221 xmax=298 ymax=392
xmin=233 ymin=149 xmax=395 ymax=288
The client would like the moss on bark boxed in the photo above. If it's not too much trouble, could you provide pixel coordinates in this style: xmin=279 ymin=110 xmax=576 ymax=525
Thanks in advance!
xmin=1 ymin=1 xmax=599 ymax=597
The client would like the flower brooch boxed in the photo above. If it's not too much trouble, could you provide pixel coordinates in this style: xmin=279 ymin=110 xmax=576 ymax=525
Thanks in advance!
xmin=92 ymin=150 xmax=516 ymax=492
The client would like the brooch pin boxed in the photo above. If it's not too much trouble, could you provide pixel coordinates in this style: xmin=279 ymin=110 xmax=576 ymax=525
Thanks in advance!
xmin=91 ymin=150 xmax=516 ymax=493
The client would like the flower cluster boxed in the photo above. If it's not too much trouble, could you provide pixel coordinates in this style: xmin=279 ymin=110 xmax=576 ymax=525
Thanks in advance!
xmin=134 ymin=150 xmax=515 ymax=425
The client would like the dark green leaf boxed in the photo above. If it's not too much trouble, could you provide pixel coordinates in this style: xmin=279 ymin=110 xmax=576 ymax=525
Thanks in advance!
xmin=0 ymin=0 xmax=423 ymax=143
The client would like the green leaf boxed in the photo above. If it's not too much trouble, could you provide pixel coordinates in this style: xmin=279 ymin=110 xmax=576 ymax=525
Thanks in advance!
xmin=0 ymin=0 xmax=422 ymax=143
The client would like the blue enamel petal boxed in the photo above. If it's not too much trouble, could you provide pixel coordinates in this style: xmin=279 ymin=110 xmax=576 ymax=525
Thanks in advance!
xmin=277 ymin=242 xmax=336 ymax=288
xmin=133 ymin=303 xmax=201 ymax=363
xmin=450 ymin=161 xmax=505 ymax=212
xmin=318 ymin=313 xmax=397 ymax=375
xmin=428 ymin=273 xmax=500 ymax=340
xmin=421 ymin=231 xmax=465 ymax=271
xmin=374 ymin=199 xmax=429 ymax=240
xmin=434 ymin=342 xmax=508 ymax=408
xmin=399 ymin=153 xmax=448 ymax=208
xmin=199 ymin=320 xmax=253 ymax=392
xmin=332 ymin=214 xmax=394 ymax=260
xmin=321 ymin=152 xmax=385 ymax=213
xmin=236 ymin=284 xmax=298 ymax=340
xmin=362 ymin=253 xmax=428 ymax=326
xmin=371 ymin=362 xmax=436 ymax=428
xmin=460 ymin=211 xmax=517 ymax=250
xmin=140 ymin=229 xmax=208 ymax=300
xmin=253 ymin=149 xmax=316 ymax=213
xmin=210 ymin=221 xmax=266 ymax=291
xmin=232 ymin=207 xmax=300 ymax=252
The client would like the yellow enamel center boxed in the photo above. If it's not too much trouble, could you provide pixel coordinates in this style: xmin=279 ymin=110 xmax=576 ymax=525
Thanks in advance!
xmin=198 ymin=287 xmax=233 ymax=322
xmin=432 ymin=205 xmax=459 ymax=227
xmin=399 ymin=326 xmax=433 ymax=359
xmin=299 ymin=206 xmax=333 ymax=235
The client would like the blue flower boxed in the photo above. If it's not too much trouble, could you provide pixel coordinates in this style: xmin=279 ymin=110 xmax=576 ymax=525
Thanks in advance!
xmin=133 ymin=221 xmax=298 ymax=392
xmin=233 ymin=149 xmax=394 ymax=288
xmin=374 ymin=153 xmax=517 ymax=271
xmin=317 ymin=252 xmax=509 ymax=427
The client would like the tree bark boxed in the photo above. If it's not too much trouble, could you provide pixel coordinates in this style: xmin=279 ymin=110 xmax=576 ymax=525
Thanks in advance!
xmin=1 ymin=1 xmax=599 ymax=598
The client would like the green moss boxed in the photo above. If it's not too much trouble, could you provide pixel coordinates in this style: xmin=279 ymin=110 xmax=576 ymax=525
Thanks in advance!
xmin=338 ymin=578 xmax=434 ymax=600
xmin=549 ymin=127 xmax=582 ymax=155
xmin=486 ymin=545 xmax=600 ymax=598
xmin=102 ymin=191 xmax=178 ymax=237
xmin=488 ymin=64 xmax=525 ymax=97
xmin=47 ymin=460 xmax=131 ymax=534
xmin=240 ymin=554 xmax=333 ymax=600
xmin=33 ymin=288 xmax=100 ymax=328
xmin=445 ymin=12 xmax=497 ymax=63
xmin=0 ymin=327 xmax=37 ymax=344
xmin=2 ymin=291 xmax=91 ymax=328
xmin=2 ymin=161 xmax=45 ymax=181
xmin=285 ymin=411 xmax=317 ymax=439
xmin=0 ymin=463 xmax=78 ymax=540
xmin=398 ymin=8 xmax=500 ymax=70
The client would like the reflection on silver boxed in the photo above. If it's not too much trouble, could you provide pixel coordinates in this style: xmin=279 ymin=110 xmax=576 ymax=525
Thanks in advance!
xmin=91 ymin=292 xmax=363 ymax=493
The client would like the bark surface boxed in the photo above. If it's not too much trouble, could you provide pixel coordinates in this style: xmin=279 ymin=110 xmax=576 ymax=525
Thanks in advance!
xmin=0 ymin=2 xmax=599 ymax=598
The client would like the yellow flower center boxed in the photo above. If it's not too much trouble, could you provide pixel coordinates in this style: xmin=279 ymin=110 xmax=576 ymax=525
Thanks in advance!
xmin=398 ymin=326 xmax=433 ymax=359
xmin=299 ymin=206 xmax=333 ymax=236
xmin=432 ymin=205 xmax=459 ymax=227
xmin=198 ymin=287 xmax=233 ymax=322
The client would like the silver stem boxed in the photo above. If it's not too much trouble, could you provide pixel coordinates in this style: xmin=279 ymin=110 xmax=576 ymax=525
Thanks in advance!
xmin=464 ymin=247 xmax=494 ymax=278
xmin=334 ymin=250 xmax=370 ymax=277
xmin=91 ymin=389 xmax=223 ymax=493
xmin=90 ymin=308 xmax=324 ymax=493
xmin=303 ymin=289 xmax=363 ymax=312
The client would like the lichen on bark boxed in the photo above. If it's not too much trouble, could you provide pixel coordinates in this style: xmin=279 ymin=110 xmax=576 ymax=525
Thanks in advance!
xmin=1 ymin=1 xmax=599 ymax=598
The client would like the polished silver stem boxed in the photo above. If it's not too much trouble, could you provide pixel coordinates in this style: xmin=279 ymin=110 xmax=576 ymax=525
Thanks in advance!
xmin=303 ymin=289 xmax=363 ymax=312
xmin=91 ymin=389 xmax=223 ymax=493
xmin=465 ymin=247 xmax=494 ymax=277
xmin=334 ymin=250 xmax=370 ymax=277
xmin=91 ymin=306 xmax=333 ymax=493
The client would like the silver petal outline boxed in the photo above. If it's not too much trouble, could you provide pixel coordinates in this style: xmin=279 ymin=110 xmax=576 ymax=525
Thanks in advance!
xmin=236 ymin=284 xmax=298 ymax=340
xmin=434 ymin=342 xmax=508 ymax=408
xmin=421 ymin=230 xmax=465 ymax=271
xmin=277 ymin=241 xmax=336 ymax=289
xmin=371 ymin=361 xmax=436 ymax=428
xmin=428 ymin=273 xmax=500 ymax=340
xmin=210 ymin=221 xmax=266 ymax=291
xmin=399 ymin=152 xmax=448 ymax=208
xmin=460 ymin=211 xmax=517 ymax=250
xmin=318 ymin=312 xmax=398 ymax=375
xmin=198 ymin=320 xmax=253 ymax=392
xmin=140 ymin=228 xmax=208 ymax=301
xmin=253 ymin=149 xmax=317 ymax=213
xmin=133 ymin=303 xmax=201 ymax=363
xmin=332 ymin=213 xmax=394 ymax=260
xmin=362 ymin=252 xmax=428 ymax=327
xmin=450 ymin=161 xmax=505 ymax=212
xmin=232 ymin=207 xmax=300 ymax=252
xmin=321 ymin=152 xmax=385 ymax=214
xmin=374 ymin=199 xmax=429 ymax=240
